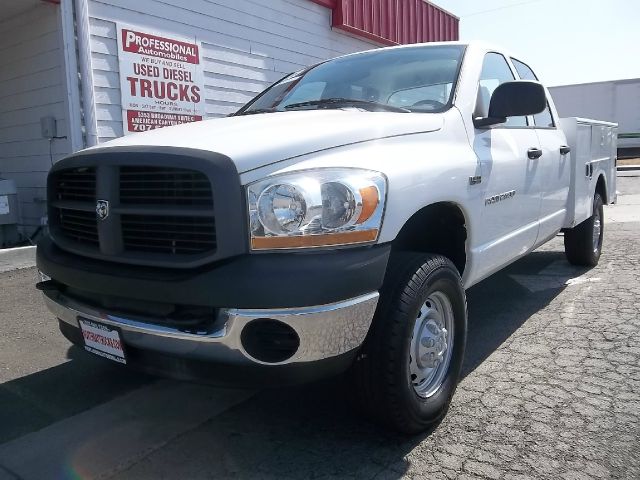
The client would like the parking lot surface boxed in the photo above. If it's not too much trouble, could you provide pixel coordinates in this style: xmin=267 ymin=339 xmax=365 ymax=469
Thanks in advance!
xmin=0 ymin=175 xmax=638 ymax=480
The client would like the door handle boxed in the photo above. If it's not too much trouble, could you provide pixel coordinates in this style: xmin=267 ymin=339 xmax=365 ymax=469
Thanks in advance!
xmin=527 ymin=147 xmax=543 ymax=159
xmin=560 ymin=145 xmax=571 ymax=155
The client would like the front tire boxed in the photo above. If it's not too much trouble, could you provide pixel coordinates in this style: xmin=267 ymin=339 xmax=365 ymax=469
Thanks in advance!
xmin=352 ymin=253 xmax=467 ymax=434
xmin=564 ymin=192 xmax=604 ymax=266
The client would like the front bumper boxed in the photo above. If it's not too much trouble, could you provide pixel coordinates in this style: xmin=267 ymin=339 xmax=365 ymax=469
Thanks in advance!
xmin=37 ymin=236 xmax=389 ymax=384
xmin=43 ymin=288 xmax=378 ymax=384
xmin=44 ymin=289 xmax=378 ymax=365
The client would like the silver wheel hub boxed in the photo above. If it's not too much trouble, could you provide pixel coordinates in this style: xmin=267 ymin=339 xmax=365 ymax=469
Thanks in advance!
xmin=593 ymin=211 xmax=601 ymax=253
xmin=409 ymin=292 xmax=454 ymax=398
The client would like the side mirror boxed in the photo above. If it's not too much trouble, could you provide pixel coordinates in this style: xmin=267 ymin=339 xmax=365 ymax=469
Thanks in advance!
xmin=474 ymin=80 xmax=547 ymax=128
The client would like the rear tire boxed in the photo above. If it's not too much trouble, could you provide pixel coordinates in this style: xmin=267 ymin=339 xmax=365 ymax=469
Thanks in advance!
xmin=564 ymin=192 xmax=604 ymax=266
xmin=351 ymin=253 xmax=467 ymax=434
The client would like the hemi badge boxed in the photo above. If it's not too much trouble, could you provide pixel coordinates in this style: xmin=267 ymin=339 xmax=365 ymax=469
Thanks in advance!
xmin=469 ymin=176 xmax=482 ymax=185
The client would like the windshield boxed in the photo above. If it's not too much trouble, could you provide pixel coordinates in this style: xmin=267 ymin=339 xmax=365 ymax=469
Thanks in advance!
xmin=236 ymin=45 xmax=466 ymax=115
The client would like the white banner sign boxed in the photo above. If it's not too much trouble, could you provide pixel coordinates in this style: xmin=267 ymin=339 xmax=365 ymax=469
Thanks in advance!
xmin=116 ymin=24 xmax=206 ymax=134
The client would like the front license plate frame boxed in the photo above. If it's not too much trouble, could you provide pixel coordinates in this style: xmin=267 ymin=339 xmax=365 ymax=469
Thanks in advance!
xmin=78 ymin=318 xmax=127 ymax=364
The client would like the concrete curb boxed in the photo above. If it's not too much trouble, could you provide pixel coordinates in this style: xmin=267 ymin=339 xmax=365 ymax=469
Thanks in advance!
xmin=618 ymin=165 xmax=640 ymax=171
xmin=0 ymin=245 xmax=36 ymax=274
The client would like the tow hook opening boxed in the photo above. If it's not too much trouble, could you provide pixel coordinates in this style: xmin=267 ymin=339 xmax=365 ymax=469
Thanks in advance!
xmin=240 ymin=319 xmax=300 ymax=363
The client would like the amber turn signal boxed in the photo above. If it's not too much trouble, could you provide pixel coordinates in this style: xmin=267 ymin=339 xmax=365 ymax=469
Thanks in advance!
xmin=356 ymin=185 xmax=379 ymax=224
xmin=251 ymin=229 xmax=378 ymax=250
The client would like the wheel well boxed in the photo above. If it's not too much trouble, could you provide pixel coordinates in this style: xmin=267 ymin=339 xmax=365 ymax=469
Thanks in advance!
xmin=595 ymin=175 xmax=608 ymax=204
xmin=391 ymin=203 xmax=467 ymax=274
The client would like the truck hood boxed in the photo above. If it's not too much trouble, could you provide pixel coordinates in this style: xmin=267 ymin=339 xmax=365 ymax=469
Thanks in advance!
xmin=99 ymin=110 xmax=443 ymax=173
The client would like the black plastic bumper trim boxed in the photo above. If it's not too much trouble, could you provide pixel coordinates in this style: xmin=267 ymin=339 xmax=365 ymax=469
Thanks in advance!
xmin=37 ymin=236 xmax=390 ymax=309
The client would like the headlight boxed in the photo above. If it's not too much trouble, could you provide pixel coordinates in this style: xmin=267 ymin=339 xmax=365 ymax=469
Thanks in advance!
xmin=247 ymin=168 xmax=386 ymax=250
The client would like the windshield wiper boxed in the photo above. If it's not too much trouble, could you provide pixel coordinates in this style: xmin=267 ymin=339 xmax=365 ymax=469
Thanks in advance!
xmin=284 ymin=98 xmax=410 ymax=113
xmin=235 ymin=108 xmax=278 ymax=116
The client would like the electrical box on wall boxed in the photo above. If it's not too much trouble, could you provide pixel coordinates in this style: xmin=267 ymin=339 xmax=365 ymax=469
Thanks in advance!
xmin=40 ymin=116 xmax=57 ymax=139
xmin=0 ymin=179 xmax=19 ymax=247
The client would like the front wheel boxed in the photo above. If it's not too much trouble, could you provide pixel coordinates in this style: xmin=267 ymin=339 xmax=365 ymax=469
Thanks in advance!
xmin=564 ymin=192 xmax=604 ymax=266
xmin=351 ymin=253 xmax=467 ymax=434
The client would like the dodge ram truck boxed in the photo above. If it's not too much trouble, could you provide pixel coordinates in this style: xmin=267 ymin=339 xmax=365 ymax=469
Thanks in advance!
xmin=37 ymin=42 xmax=617 ymax=433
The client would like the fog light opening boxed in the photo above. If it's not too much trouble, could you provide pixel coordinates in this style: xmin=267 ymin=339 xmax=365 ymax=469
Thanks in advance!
xmin=240 ymin=319 xmax=300 ymax=364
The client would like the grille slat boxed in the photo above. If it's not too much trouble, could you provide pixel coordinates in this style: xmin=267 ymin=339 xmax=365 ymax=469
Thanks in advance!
xmin=123 ymin=234 xmax=216 ymax=244
xmin=119 ymin=243 xmax=207 ymax=253
xmin=117 ymin=195 xmax=213 ymax=201
xmin=58 ymin=221 xmax=98 ymax=232
xmin=123 ymin=229 xmax=214 ymax=237
xmin=117 ymin=218 xmax=214 ymax=226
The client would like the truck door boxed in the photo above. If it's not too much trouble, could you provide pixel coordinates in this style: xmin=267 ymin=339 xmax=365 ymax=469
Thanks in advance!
xmin=511 ymin=58 xmax=570 ymax=244
xmin=472 ymin=53 xmax=545 ymax=279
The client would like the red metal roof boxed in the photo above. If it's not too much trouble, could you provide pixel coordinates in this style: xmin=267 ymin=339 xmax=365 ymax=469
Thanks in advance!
xmin=310 ymin=0 xmax=458 ymax=45
xmin=310 ymin=0 xmax=338 ymax=7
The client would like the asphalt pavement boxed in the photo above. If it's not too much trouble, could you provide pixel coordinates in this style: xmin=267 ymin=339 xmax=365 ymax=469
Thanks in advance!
xmin=0 ymin=174 xmax=638 ymax=480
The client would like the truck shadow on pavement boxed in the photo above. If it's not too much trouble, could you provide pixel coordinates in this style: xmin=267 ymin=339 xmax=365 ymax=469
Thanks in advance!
xmin=0 ymin=247 xmax=592 ymax=477
xmin=461 ymin=249 xmax=589 ymax=378
xmin=0 ymin=347 xmax=154 ymax=444
xmin=167 ymin=249 xmax=588 ymax=478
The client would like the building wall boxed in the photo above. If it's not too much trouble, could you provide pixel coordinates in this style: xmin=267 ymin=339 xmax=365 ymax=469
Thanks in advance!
xmin=87 ymin=0 xmax=380 ymax=143
xmin=0 ymin=2 xmax=72 ymax=234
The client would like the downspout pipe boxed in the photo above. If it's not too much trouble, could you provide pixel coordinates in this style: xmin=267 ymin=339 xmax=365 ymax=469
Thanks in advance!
xmin=59 ymin=0 xmax=83 ymax=152
xmin=74 ymin=0 xmax=99 ymax=147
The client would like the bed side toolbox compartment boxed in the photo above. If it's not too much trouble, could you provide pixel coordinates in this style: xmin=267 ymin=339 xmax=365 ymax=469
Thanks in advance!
xmin=560 ymin=117 xmax=617 ymax=228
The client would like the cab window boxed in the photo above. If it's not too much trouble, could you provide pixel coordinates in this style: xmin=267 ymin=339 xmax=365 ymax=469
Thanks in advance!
xmin=511 ymin=58 xmax=555 ymax=128
xmin=476 ymin=53 xmax=527 ymax=127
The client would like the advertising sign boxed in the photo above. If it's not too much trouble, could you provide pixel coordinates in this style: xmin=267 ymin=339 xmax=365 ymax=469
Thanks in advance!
xmin=116 ymin=25 xmax=206 ymax=134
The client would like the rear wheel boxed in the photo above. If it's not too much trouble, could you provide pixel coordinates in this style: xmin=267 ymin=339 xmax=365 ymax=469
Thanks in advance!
xmin=351 ymin=253 xmax=467 ymax=434
xmin=564 ymin=192 xmax=604 ymax=266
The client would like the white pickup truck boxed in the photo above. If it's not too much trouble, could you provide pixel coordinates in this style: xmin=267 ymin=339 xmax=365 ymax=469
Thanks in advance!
xmin=37 ymin=42 xmax=617 ymax=433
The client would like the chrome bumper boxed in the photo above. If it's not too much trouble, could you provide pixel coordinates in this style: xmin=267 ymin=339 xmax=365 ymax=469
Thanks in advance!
xmin=43 ymin=291 xmax=379 ymax=366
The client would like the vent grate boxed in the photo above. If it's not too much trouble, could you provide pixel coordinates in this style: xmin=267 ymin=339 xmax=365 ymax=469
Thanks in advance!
xmin=49 ymin=164 xmax=218 ymax=263
xmin=119 ymin=167 xmax=213 ymax=206
xmin=53 ymin=167 xmax=96 ymax=202
xmin=56 ymin=208 xmax=99 ymax=246
xmin=121 ymin=215 xmax=216 ymax=255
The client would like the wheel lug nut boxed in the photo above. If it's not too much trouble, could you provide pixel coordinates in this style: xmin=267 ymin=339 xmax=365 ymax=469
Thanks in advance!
xmin=421 ymin=338 xmax=435 ymax=347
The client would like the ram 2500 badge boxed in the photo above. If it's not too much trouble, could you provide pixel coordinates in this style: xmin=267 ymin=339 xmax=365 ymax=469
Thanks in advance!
xmin=37 ymin=42 xmax=617 ymax=433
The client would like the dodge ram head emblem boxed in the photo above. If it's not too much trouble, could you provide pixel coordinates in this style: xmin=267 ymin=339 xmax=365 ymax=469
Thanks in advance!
xmin=96 ymin=200 xmax=109 ymax=220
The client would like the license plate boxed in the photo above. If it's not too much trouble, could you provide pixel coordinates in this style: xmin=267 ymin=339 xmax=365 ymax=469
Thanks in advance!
xmin=78 ymin=318 xmax=127 ymax=364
